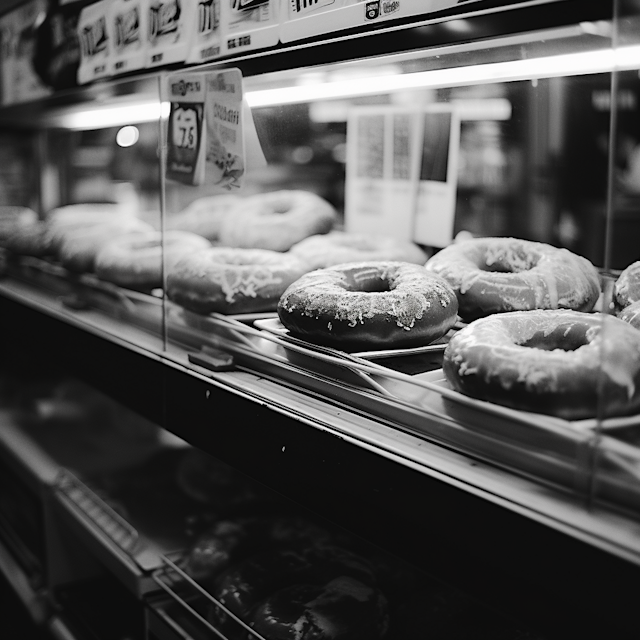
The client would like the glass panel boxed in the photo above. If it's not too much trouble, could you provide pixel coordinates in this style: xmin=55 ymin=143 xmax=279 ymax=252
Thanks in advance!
xmin=591 ymin=0 xmax=640 ymax=516
xmin=0 ymin=76 xmax=166 ymax=353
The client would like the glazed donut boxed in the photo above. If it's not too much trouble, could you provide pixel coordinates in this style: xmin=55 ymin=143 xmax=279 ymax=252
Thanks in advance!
xmin=94 ymin=230 xmax=210 ymax=290
xmin=614 ymin=260 xmax=640 ymax=311
xmin=218 ymin=190 xmax=337 ymax=252
xmin=57 ymin=218 xmax=155 ymax=273
xmin=0 ymin=206 xmax=38 ymax=244
xmin=251 ymin=577 xmax=389 ymax=640
xmin=443 ymin=309 xmax=640 ymax=419
xmin=277 ymin=261 xmax=458 ymax=350
xmin=166 ymin=194 xmax=242 ymax=241
xmin=619 ymin=301 xmax=640 ymax=330
xmin=289 ymin=231 xmax=427 ymax=270
xmin=425 ymin=237 xmax=600 ymax=322
xmin=166 ymin=247 xmax=309 ymax=314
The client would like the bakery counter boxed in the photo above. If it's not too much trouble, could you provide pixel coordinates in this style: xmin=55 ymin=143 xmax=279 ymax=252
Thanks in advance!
xmin=3 ymin=268 xmax=640 ymax=639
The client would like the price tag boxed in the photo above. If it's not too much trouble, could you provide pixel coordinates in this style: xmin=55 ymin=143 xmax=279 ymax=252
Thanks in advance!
xmin=165 ymin=72 xmax=207 ymax=185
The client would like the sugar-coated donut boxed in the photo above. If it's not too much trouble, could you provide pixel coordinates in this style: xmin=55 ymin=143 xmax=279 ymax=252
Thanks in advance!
xmin=166 ymin=194 xmax=242 ymax=241
xmin=57 ymin=218 xmax=155 ymax=273
xmin=94 ymin=230 xmax=210 ymax=290
xmin=218 ymin=190 xmax=337 ymax=252
xmin=614 ymin=260 xmax=640 ymax=311
xmin=289 ymin=231 xmax=427 ymax=270
xmin=0 ymin=206 xmax=38 ymax=243
xmin=444 ymin=309 xmax=640 ymax=419
xmin=166 ymin=247 xmax=309 ymax=314
xmin=4 ymin=221 xmax=52 ymax=257
xmin=251 ymin=577 xmax=389 ymax=640
xmin=278 ymin=261 xmax=458 ymax=350
xmin=425 ymin=237 xmax=600 ymax=322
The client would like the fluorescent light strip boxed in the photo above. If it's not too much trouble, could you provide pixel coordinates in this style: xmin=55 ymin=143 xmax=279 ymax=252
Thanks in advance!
xmin=47 ymin=44 xmax=640 ymax=128
xmin=53 ymin=100 xmax=171 ymax=130
xmin=245 ymin=45 xmax=640 ymax=108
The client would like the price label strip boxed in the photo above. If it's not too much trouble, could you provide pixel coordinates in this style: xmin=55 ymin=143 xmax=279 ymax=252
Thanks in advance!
xmin=165 ymin=72 xmax=207 ymax=185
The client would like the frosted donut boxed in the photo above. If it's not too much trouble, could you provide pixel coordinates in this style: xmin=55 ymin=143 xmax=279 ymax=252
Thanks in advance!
xmin=95 ymin=231 xmax=211 ymax=290
xmin=218 ymin=190 xmax=336 ymax=252
xmin=0 ymin=206 xmax=38 ymax=244
xmin=614 ymin=260 xmax=640 ymax=311
xmin=4 ymin=221 xmax=52 ymax=257
xmin=289 ymin=231 xmax=427 ymax=270
xmin=277 ymin=261 xmax=458 ymax=350
xmin=166 ymin=195 xmax=242 ymax=241
xmin=45 ymin=203 xmax=139 ymax=253
xmin=166 ymin=247 xmax=309 ymax=314
xmin=426 ymin=237 xmax=600 ymax=322
xmin=443 ymin=309 xmax=640 ymax=419
xmin=57 ymin=218 xmax=155 ymax=273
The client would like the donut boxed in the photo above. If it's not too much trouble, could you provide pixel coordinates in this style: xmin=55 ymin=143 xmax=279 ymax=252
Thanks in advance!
xmin=250 ymin=577 xmax=389 ymax=640
xmin=166 ymin=247 xmax=309 ymax=314
xmin=210 ymin=547 xmax=379 ymax=634
xmin=619 ymin=301 xmax=640 ymax=330
xmin=614 ymin=260 xmax=640 ymax=311
xmin=218 ymin=190 xmax=337 ymax=252
xmin=94 ymin=230 xmax=210 ymax=290
xmin=425 ymin=237 xmax=601 ymax=322
xmin=277 ymin=261 xmax=458 ymax=350
xmin=289 ymin=231 xmax=427 ymax=270
xmin=57 ymin=218 xmax=155 ymax=273
xmin=443 ymin=309 xmax=640 ymax=420
xmin=166 ymin=194 xmax=242 ymax=241
xmin=0 ymin=206 xmax=38 ymax=244
xmin=4 ymin=221 xmax=52 ymax=257
xmin=182 ymin=516 xmax=340 ymax=586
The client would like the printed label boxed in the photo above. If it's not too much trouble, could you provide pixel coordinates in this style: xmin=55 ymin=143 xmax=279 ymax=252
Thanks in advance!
xmin=290 ymin=0 xmax=334 ymax=14
xmin=198 ymin=0 xmax=220 ymax=34
xmin=165 ymin=72 xmax=206 ymax=185
xmin=79 ymin=16 xmax=108 ymax=58
xmin=114 ymin=7 xmax=140 ymax=48
xmin=149 ymin=0 xmax=180 ymax=40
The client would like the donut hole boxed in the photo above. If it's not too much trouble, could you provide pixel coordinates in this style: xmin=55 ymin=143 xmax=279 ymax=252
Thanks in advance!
xmin=481 ymin=250 xmax=539 ymax=274
xmin=519 ymin=326 xmax=590 ymax=352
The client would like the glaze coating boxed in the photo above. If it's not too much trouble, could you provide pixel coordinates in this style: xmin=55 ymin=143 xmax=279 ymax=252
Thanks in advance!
xmin=425 ymin=237 xmax=600 ymax=321
xmin=443 ymin=309 xmax=640 ymax=419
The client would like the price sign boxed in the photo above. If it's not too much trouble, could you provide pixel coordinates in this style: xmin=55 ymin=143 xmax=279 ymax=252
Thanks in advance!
xmin=164 ymin=72 xmax=206 ymax=185
xmin=172 ymin=106 xmax=199 ymax=150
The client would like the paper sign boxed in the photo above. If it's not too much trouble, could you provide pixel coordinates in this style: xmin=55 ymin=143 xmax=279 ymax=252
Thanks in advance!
xmin=147 ymin=0 xmax=195 ymax=67
xmin=204 ymin=69 xmax=246 ymax=190
xmin=345 ymin=107 xmax=422 ymax=241
xmin=110 ymin=0 xmax=149 ymax=75
xmin=77 ymin=0 xmax=111 ymax=84
xmin=165 ymin=73 xmax=207 ymax=185
xmin=345 ymin=104 xmax=460 ymax=248
xmin=221 ymin=0 xmax=279 ymax=56
xmin=186 ymin=0 xmax=223 ymax=64
xmin=413 ymin=106 xmax=461 ymax=248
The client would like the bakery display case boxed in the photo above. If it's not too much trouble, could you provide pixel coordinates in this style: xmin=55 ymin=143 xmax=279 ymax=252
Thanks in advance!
xmin=3 ymin=0 xmax=640 ymax=638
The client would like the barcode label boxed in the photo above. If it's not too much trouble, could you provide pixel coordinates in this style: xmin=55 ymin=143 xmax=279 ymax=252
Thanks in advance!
xmin=290 ymin=0 xmax=334 ymax=15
